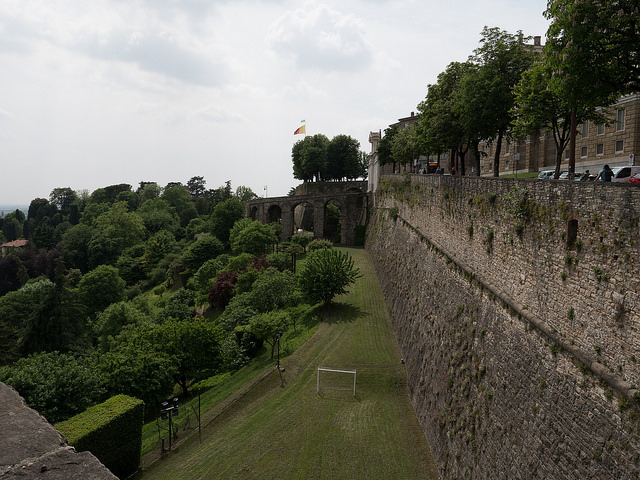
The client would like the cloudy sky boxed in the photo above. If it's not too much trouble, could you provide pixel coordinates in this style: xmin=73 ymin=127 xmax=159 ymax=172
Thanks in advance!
xmin=0 ymin=0 xmax=550 ymax=206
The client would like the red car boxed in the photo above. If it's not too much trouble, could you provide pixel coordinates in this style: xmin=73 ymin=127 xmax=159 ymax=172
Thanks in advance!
xmin=628 ymin=173 xmax=640 ymax=184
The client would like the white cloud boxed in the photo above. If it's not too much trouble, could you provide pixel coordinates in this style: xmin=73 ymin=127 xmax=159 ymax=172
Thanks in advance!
xmin=266 ymin=2 xmax=373 ymax=72
xmin=0 ymin=0 xmax=551 ymax=205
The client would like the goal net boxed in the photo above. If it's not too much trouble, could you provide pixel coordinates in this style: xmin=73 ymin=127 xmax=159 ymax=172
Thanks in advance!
xmin=316 ymin=367 xmax=357 ymax=396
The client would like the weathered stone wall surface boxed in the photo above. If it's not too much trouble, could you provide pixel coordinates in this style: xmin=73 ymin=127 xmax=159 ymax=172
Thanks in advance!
xmin=367 ymin=174 xmax=640 ymax=480
xmin=1 ymin=382 xmax=117 ymax=479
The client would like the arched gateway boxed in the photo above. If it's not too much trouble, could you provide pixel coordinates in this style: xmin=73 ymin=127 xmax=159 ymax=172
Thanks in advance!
xmin=245 ymin=181 xmax=370 ymax=245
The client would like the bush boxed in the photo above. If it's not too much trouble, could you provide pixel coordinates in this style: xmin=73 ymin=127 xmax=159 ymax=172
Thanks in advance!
xmin=56 ymin=394 xmax=144 ymax=479
xmin=307 ymin=239 xmax=333 ymax=251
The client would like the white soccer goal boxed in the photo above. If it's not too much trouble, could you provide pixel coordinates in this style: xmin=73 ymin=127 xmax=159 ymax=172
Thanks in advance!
xmin=317 ymin=367 xmax=357 ymax=396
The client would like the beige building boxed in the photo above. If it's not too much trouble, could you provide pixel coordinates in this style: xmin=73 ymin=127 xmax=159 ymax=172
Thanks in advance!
xmin=479 ymin=94 xmax=640 ymax=176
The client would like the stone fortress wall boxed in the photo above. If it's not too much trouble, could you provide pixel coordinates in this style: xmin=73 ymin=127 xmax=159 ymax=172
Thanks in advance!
xmin=366 ymin=174 xmax=640 ymax=479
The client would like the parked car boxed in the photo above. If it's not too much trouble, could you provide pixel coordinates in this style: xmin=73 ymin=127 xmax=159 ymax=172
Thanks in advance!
xmin=559 ymin=172 xmax=590 ymax=181
xmin=538 ymin=170 xmax=555 ymax=179
xmin=612 ymin=166 xmax=640 ymax=183
xmin=628 ymin=173 xmax=640 ymax=184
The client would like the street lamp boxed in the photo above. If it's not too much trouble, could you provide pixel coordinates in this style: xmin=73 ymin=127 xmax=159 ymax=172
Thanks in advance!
xmin=275 ymin=331 xmax=283 ymax=370
xmin=160 ymin=397 xmax=179 ymax=452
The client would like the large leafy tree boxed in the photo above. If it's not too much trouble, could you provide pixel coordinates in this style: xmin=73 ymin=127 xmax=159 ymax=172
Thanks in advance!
xmin=76 ymin=264 xmax=126 ymax=317
xmin=511 ymin=60 xmax=605 ymax=178
xmin=391 ymin=123 xmax=422 ymax=171
xmin=326 ymin=134 xmax=363 ymax=181
xmin=49 ymin=187 xmax=77 ymax=215
xmin=62 ymin=224 xmax=94 ymax=272
xmin=0 ymin=351 xmax=105 ymax=423
xmin=298 ymin=248 xmax=361 ymax=305
xmin=211 ymin=197 xmax=245 ymax=246
xmin=377 ymin=124 xmax=400 ymax=171
xmin=467 ymin=27 xmax=535 ymax=176
xmin=0 ymin=278 xmax=54 ymax=365
xmin=141 ymin=319 xmax=223 ymax=397
xmin=20 ymin=260 xmax=87 ymax=355
xmin=229 ymin=219 xmax=278 ymax=256
xmin=292 ymin=134 xmax=330 ymax=182
xmin=234 ymin=185 xmax=259 ymax=202
xmin=187 ymin=176 xmax=207 ymax=198
xmin=181 ymin=234 xmax=224 ymax=272
xmin=543 ymin=0 xmax=622 ymax=174
xmin=246 ymin=310 xmax=290 ymax=360
xmin=417 ymin=61 xmax=475 ymax=175
xmin=546 ymin=0 xmax=639 ymax=97
xmin=95 ymin=201 xmax=146 ymax=251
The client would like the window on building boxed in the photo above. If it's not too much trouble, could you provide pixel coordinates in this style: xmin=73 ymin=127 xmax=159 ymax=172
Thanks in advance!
xmin=580 ymin=146 xmax=588 ymax=158
xmin=596 ymin=143 xmax=604 ymax=155
xmin=505 ymin=139 xmax=510 ymax=154
xmin=564 ymin=149 xmax=570 ymax=160
xmin=581 ymin=121 xmax=588 ymax=137
xmin=615 ymin=139 xmax=624 ymax=153
xmin=597 ymin=124 xmax=605 ymax=135
xmin=616 ymin=108 xmax=625 ymax=131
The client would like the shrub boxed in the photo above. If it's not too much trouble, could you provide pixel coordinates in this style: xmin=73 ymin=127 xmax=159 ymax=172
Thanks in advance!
xmin=56 ymin=395 xmax=144 ymax=479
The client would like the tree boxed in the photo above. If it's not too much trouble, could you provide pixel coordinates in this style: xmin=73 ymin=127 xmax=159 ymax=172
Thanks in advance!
xmin=0 ymin=278 xmax=54 ymax=365
xmin=246 ymin=267 xmax=300 ymax=313
xmin=543 ymin=1 xmax=621 ymax=175
xmin=181 ymin=234 xmax=224 ymax=272
xmin=76 ymin=264 xmax=126 ymax=317
xmin=511 ymin=61 xmax=601 ymax=178
xmin=95 ymin=201 xmax=146 ymax=250
xmin=20 ymin=259 xmax=87 ymax=355
xmin=467 ymin=27 xmax=535 ymax=176
xmin=97 ymin=337 xmax=175 ymax=408
xmin=377 ymin=124 xmax=400 ymax=171
xmin=292 ymin=134 xmax=330 ymax=182
xmin=208 ymin=270 xmax=238 ymax=308
xmin=326 ymin=134 xmax=362 ymax=181
xmin=94 ymin=301 xmax=147 ymax=348
xmin=137 ymin=197 xmax=179 ymax=234
xmin=417 ymin=62 xmax=475 ymax=175
xmin=298 ymin=248 xmax=361 ymax=305
xmin=235 ymin=185 xmax=259 ymax=202
xmin=246 ymin=310 xmax=290 ymax=360
xmin=142 ymin=319 xmax=223 ymax=397
xmin=230 ymin=220 xmax=278 ymax=256
xmin=0 ymin=351 xmax=105 ymax=423
xmin=187 ymin=176 xmax=207 ymax=198
xmin=189 ymin=257 xmax=224 ymax=297
xmin=143 ymin=229 xmax=176 ymax=269
xmin=211 ymin=197 xmax=245 ymax=245
xmin=49 ymin=187 xmax=77 ymax=215
xmin=391 ymin=123 xmax=422 ymax=171
xmin=546 ymin=0 xmax=639 ymax=97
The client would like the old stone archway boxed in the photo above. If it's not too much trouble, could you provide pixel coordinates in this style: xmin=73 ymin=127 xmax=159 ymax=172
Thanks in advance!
xmin=245 ymin=181 xmax=369 ymax=245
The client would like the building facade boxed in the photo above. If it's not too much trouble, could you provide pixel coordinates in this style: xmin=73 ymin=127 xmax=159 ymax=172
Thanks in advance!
xmin=479 ymin=94 xmax=640 ymax=176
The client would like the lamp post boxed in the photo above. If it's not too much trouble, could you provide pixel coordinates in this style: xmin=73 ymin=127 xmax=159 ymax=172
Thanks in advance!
xmin=275 ymin=331 xmax=283 ymax=370
xmin=160 ymin=397 xmax=179 ymax=452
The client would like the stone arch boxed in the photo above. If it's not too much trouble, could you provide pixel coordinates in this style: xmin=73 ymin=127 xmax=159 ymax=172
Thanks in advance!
xmin=268 ymin=205 xmax=282 ymax=224
xmin=293 ymin=200 xmax=314 ymax=234
xmin=249 ymin=205 xmax=258 ymax=220
xmin=324 ymin=198 xmax=343 ymax=243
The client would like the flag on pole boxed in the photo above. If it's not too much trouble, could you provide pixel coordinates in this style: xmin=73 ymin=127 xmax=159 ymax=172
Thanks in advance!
xmin=294 ymin=124 xmax=306 ymax=135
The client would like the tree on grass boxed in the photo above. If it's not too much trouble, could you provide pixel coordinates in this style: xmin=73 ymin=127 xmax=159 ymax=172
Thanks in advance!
xmin=230 ymin=220 xmax=278 ymax=256
xmin=245 ymin=310 xmax=290 ymax=360
xmin=298 ymin=248 xmax=361 ymax=305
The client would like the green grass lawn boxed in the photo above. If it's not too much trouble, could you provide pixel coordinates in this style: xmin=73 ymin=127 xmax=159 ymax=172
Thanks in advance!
xmin=134 ymin=247 xmax=439 ymax=480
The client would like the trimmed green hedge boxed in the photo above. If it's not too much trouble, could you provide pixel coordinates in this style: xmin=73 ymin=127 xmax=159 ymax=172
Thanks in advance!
xmin=56 ymin=394 xmax=144 ymax=479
